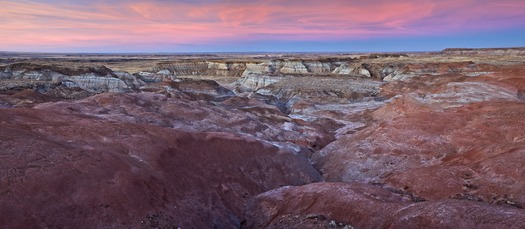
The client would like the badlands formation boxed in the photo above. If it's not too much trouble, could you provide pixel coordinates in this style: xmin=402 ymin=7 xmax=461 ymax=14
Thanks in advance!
xmin=0 ymin=48 xmax=525 ymax=228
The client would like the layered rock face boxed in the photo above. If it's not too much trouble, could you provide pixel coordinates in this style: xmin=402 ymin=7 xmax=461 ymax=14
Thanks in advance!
xmin=279 ymin=61 xmax=309 ymax=74
xmin=237 ymin=74 xmax=285 ymax=91
xmin=242 ymin=62 xmax=277 ymax=76
xmin=155 ymin=59 xmax=354 ymax=77
xmin=151 ymin=52 xmax=507 ymax=81
xmin=1 ymin=64 xmax=137 ymax=93
xmin=1 ymin=50 xmax=525 ymax=228
xmin=0 ymin=63 xmax=180 ymax=95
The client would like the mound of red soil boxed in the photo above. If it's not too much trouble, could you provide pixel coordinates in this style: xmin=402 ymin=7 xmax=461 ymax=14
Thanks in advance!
xmin=0 ymin=108 xmax=321 ymax=228
xmin=245 ymin=182 xmax=525 ymax=228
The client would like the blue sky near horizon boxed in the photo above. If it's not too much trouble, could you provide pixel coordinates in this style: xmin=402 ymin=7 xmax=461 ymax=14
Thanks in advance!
xmin=0 ymin=0 xmax=524 ymax=53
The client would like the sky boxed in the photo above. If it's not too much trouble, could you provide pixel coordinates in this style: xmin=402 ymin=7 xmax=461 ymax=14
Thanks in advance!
xmin=0 ymin=0 xmax=524 ymax=53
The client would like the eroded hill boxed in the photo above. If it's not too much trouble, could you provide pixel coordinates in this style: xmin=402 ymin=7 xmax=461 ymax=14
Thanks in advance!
xmin=1 ymin=49 xmax=525 ymax=228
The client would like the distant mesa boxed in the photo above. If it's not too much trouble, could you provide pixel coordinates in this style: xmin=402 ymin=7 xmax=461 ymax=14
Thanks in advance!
xmin=442 ymin=47 xmax=525 ymax=55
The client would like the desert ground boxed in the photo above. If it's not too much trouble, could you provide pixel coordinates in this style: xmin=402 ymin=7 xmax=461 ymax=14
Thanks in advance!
xmin=1 ymin=48 xmax=525 ymax=228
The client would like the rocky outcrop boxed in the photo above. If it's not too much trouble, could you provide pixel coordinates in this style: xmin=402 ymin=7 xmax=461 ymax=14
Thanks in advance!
xmin=206 ymin=61 xmax=246 ymax=76
xmin=331 ymin=63 xmax=373 ymax=78
xmin=154 ymin=61 xmax=246 ymax=77
xmin=62 ymin=74 xmax=129 ymax=93
xmin=149 ymin=56 xmax=498 ymax=82
xmin=332 ymin=63 xmax=353 ymax=74
xmin=113 ymin=71 xmax=146 ymax=88
xmin=154 ymin=61 xmax=209 ymax=75
xmin=134 ymin=71 xmax=176 ymax=83
xmin=304 ymin=61 xmax=333 ymax=73
xmin=237 ymin=74 xmax=284 ymax=91
xmin=168 ymin=79 xmax=235 ymax=100
xmin=279 ymin=61 xmax=309 ymax=74
xmin=153 ymin=59 xmax=372 ymax=77
xmin=0 ymin=63 xmax=149 ymax=93
xmin=242 ymin=62 xmax=277 ymax=76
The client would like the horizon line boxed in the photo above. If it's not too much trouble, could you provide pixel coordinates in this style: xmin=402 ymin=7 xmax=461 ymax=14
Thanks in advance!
xmin=1 ymin=46 xmax=524 ymax=56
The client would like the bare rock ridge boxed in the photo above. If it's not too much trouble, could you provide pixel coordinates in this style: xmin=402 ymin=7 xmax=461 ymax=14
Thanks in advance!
xmin=150 ymin=49 xmax=523 ymax=80
xmin=0 ymin=49 xmax=525 ymax=228
xmin=0 ymin=63 xmax=176 ymax=94
xmin=155 ymin=59 xmax=384 ymax=78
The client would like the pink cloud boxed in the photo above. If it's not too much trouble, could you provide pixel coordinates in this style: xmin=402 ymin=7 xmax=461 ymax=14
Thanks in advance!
xmin=0 ymin=0 xmax=523 ymax=51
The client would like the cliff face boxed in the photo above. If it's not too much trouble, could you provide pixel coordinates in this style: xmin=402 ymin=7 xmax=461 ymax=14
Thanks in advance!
xmin=279 ymin=61 xmax=309 ymax=74
xmin=154 ymin=61 xmax=247 ymax=77
xmin=155 ymin=60 xmax=378 ymax=77
xmin=152 ymin=57 xmax=501 ymax=82
xmin=0 ymin=63 xmax=179 ymax=94
xmin=238 ymin=74 xmax=284 ymax=91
